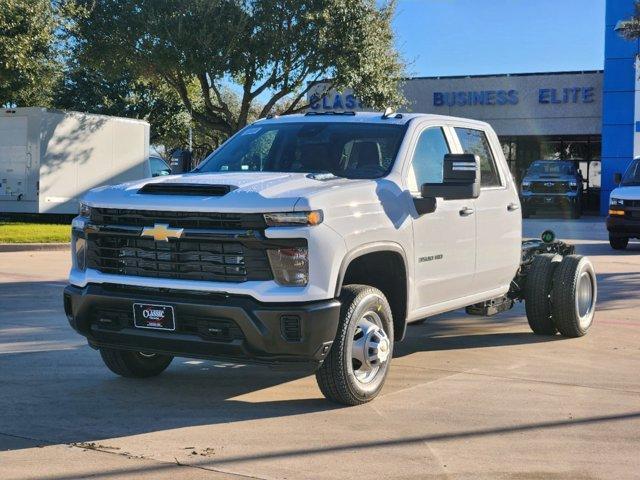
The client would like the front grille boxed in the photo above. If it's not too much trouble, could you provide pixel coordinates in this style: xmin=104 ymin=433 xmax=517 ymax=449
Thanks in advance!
xmin=87 ymin=233 xmax=272 ymax=282
xmin=531 ymin=181 xmax=570 ymax=194
xmin=91 ymin=306 xmax=244 ymax=342
xmin=626 ymin=199 xmax=640 ymax=208
xmin=90 ymin=208 xmax=266 ymax=230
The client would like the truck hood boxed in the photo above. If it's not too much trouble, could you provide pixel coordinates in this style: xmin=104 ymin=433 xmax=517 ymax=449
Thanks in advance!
xmin=82 ymin=171 xmax=352 ymax=212
xmin=610 ymin=186 xmax=640 ymax=200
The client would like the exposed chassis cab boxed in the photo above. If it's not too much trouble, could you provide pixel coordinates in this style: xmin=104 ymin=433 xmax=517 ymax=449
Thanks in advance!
xmin=63 ymin=111 xmax=597 ymax=405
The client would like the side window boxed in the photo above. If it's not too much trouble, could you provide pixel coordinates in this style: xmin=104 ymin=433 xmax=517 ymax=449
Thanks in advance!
xmin=407 ymin=127 xmax=450 ymax=192
xmin=454 ymin=127 xmax=502 ymax=187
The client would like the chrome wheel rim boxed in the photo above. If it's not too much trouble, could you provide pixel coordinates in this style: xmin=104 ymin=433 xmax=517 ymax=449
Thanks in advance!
xmin=351 ymin=311 xmax=390 ymax=384
xmin=576 ymin=270 xmax=595 ymax=327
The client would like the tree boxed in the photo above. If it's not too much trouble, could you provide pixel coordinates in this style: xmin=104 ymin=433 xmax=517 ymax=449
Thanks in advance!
xmin=617 ymin=2 xmax=640 ymax=40
xmin=70 ymin=0 xmax=405 ymax=137
xmin=0 ymin=0 xmax=62 ymax=107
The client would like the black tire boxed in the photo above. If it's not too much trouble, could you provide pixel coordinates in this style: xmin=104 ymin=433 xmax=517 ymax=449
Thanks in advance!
xmin=99 ymin=348 xmax=173 ymax=378
xmin=551 ymin=255 xmax=597 ymax=338
xmin=524 ymin=253 xmax=561 ymax=335
xmin=315 ymin=285 xmax=394 ymax=406
xmin=609 ymin=235 xmax=628 ymax=250
xmin=571 ymin=203 xmax=581 ymax=219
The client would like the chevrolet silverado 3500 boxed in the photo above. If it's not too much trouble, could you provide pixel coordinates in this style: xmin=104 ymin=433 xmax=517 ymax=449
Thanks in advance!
xmin=64 ymin=111 xmax=597 ymax=405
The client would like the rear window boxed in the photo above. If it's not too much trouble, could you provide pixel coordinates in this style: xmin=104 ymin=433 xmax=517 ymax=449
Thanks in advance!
xmin=197 ymin=122 xmax=407 ymax=179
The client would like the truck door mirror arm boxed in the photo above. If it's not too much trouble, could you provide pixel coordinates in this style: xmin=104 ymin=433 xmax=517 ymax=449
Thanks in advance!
xmin=413 ymin=196 xmax=437 ymax=215
xmin=419 ymin=154 xmax=480 ymax=212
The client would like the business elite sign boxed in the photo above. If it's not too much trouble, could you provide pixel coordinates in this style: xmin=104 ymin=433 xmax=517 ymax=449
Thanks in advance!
xmin=432 ymin=87 xmax=595 ymax=107
xmin=308 ymin=90 xmax=363 ymax=111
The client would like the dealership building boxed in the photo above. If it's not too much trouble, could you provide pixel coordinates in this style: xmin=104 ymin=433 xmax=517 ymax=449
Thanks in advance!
xmin=308 ymin=0 xmax=639 ymax=215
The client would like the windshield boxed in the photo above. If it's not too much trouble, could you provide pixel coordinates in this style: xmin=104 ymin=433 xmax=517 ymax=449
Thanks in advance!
xmin=526 ymin=161 xmax=575 ymax=176
xmin=196 ymin=122 xmax=406 ymax=179
xmin=621 ymin=159 xmax=640 ymax=186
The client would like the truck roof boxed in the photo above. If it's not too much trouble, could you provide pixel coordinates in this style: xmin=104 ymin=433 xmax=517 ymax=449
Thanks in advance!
xmin=255 ymin=111 xmax=490 ymax=127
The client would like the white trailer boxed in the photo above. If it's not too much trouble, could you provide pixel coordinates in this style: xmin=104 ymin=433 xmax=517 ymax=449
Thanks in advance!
xmin=0 ymin=107 xmax=150 ymax=215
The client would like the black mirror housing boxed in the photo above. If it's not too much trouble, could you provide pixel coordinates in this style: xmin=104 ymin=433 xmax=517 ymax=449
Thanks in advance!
xmin=614 ymin=172 xmax=622 ymax=185
xmin=421 ymin=153 xmax=480 ymax=200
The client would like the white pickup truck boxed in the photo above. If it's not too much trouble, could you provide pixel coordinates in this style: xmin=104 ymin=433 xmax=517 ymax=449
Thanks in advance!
xmin=64 ymin=111 xmax=597 ymax=405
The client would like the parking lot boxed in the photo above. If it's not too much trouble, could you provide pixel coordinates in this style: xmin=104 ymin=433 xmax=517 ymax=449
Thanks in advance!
xmin=1 ymin=218 xmax=639 ymax=480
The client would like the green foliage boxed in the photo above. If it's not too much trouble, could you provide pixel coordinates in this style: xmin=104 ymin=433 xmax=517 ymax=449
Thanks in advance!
xmin=617 ymin=1 xmax=640 ymax=41
xmin=0 ymin=0 xmax=62 ymax=107
xmin=70 ymin=0 xmax=405 ymax=136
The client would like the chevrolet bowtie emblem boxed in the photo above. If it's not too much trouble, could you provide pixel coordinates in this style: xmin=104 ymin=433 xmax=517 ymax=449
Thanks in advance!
xmin=141 ymin=224 xmax=184 ymax=242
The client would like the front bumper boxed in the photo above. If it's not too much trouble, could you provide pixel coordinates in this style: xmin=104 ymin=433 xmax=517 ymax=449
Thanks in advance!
xmin=520 ymin=193 xmax=579 ymax=210
xmin=63 ymin=283 xmax=341 ymax=369
xmin=607 ymin=214 xmax=640 ymax=238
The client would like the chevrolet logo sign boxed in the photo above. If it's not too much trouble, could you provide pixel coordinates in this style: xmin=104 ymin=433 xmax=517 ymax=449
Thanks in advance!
xmin=141 ymin=224 xmax=184 ymax=242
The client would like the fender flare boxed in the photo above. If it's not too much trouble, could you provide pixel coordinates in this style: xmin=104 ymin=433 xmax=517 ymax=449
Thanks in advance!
xmin=335 ymin=242 xmax=410 ymax=340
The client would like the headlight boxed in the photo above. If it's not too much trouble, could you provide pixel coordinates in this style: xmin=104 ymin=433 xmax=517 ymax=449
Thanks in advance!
xmin=267 ymin=247 xmax=308 ymax=286
xmin=521 ymin=181 xmax=531 ymax=190
xmin=569 ymin=181 xmax=578 ymax=188
xmin=264 ymin=211 xmax=323 ymax=227
xmin=610 ymin=197 xmax=624 ymax=207
xmin=79 ymin=202 xmax=91 ymax=218
xmin=72 ymin=231 xmax=87 ymax=271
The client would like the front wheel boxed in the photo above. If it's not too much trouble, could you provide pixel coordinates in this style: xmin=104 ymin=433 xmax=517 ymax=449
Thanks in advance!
xmin=99 ymin=348 xmax=173 ymax=378
xmin=316 ymin=285 xmax=393 ymax=405
xmin=609 ymin=235 xmax=629 ymax=250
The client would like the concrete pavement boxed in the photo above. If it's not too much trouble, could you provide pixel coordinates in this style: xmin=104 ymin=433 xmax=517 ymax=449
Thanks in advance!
xmin=1 ymin=218 xmax=639 ymax=479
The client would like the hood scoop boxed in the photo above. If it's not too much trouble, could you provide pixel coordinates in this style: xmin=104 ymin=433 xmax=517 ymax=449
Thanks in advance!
xmin=138 ymin=183 xmax=236 ymax=196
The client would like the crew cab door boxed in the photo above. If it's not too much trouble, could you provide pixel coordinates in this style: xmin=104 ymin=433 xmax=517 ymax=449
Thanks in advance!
xmin=406 ymin=124 xmax=476 ymax=308
xmin=452 ymin=126 xmax=521 ymax=294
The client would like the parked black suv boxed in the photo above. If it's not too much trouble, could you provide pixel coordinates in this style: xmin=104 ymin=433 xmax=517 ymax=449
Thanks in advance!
xmin=520 ymin=160 xmax=583 ymax=218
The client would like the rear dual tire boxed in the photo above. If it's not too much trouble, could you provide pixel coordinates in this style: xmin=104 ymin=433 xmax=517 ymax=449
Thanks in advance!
xmin=524 ymin=254 xmax=596 ymax=338
xmin=551 ymin=255 xmax=596 ymax=337
xmin=524 ymin=254 xmax=560 ymax=335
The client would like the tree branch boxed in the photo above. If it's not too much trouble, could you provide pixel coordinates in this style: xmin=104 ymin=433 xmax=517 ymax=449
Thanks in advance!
xmin=163 ymin=71 xmax=232 ymax=134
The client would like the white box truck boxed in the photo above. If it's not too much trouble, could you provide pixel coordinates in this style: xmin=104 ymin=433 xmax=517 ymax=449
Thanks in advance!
xmin=0 ymin=107 xmax=151 ymax=215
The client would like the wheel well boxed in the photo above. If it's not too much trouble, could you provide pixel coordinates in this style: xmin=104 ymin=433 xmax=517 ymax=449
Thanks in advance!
xmin=340 ymin=251 xmax=408 ymax=340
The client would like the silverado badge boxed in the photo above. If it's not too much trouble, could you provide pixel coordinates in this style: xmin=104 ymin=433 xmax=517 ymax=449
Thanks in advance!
xmin=141 ymin=224 xmax=184 ymax=242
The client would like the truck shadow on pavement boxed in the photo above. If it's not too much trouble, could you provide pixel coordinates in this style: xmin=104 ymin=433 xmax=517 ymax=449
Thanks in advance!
xmin=1 ymin=267 xmax=638 ymax=455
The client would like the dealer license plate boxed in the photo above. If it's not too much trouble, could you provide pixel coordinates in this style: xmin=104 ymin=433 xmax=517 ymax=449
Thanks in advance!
xmin=133 ymin=303 xmax=175 ymax=331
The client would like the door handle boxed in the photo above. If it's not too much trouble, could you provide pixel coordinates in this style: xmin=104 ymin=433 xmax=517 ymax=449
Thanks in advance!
xmin=459 ymin=207 xmax=475 ymax=216
xmin=507 ymin=203 xmax=520 ymax=212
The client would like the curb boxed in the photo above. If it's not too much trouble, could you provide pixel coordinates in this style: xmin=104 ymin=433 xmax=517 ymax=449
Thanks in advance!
xmin=0 ymin=243 xmax=70 ymax=252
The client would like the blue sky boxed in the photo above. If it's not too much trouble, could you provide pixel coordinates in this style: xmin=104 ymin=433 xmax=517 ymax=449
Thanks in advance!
xmin=393 ymin=0 xmax=607 ymax=77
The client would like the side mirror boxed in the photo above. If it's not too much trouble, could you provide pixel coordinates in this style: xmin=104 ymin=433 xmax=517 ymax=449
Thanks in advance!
xmin=421 ymin=154 xmax=480 ymax=201
xmin=614 ymin=172 xmax=622 ymax=185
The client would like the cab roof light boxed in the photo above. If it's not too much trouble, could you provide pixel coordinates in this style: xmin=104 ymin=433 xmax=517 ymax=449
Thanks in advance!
xmin=381 ymin=107 xmax=403 ymax=119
